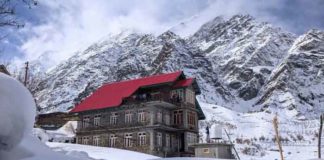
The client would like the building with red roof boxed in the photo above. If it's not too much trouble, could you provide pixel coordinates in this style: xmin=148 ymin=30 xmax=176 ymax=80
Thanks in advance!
xmin=72 ymin=71 xmax=205 ymax=157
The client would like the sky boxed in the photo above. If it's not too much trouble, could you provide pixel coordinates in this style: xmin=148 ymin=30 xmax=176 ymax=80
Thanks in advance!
xmin=0 ymin=0 xmax=324 ymax=69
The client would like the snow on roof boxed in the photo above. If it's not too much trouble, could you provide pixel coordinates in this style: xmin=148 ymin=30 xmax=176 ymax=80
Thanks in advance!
xmin=71 ymin=71 xmax=198 ymax=113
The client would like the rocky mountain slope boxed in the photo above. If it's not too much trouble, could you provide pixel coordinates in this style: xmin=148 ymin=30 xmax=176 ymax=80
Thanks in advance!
xmin=256 ymin=29 xmax=324 ymax=117
xmin=31 ymin=15 xmax=323 ymax=119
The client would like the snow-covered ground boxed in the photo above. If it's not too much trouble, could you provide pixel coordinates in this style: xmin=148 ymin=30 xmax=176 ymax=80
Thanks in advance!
xmin=199 ymin=100 xmax=323 ymax=160
xmin=199 ymin=101 xmax=319 ymax=141
xmin=240 ymin=145 xmax=320 ymax=160
xmin=46 ymin=142 xmax=158 ymax=160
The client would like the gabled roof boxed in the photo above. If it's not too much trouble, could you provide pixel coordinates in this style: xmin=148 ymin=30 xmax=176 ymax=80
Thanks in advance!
xmin=71 ymin=71 xmax=201 ymax=113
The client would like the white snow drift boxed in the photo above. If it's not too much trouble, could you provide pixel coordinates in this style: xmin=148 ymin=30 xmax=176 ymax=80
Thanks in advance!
xmin=0 ymin=73 xmax=36 ymax=150
xmin=0 ymin=73 xmax=78 ymax=160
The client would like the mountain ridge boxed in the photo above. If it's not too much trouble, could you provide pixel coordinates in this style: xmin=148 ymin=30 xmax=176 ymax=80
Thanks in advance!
xmin=29 ymin=15 xmax=323 ymax=119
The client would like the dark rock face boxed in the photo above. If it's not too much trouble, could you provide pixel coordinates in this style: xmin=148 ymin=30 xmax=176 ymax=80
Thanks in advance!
xmin=31 ymin=15 xmax=324 ymax=118
xmin=239 ymin=87 xmax=258 ymax=101
xmin=229 ymin=81 xmax=242 ymax=89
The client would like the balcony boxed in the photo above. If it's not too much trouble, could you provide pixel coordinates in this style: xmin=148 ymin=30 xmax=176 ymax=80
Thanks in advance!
xmin=123 ymin=92 xmax=184 ymax=108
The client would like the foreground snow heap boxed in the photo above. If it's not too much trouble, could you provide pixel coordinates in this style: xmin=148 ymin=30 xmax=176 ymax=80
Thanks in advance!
xmin=0 ymin=73 xmax=81 ymax=160
xmin=0 ymin=73 xmax=36 ymax=150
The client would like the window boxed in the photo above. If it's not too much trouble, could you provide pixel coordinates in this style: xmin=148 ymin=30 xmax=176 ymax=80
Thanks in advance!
xmin=110 ymin=112 xmax=118 ymax=125
xmin=82 ymin=136 xmax=89 ymax=145
xmin=187 ymin=132 xmax=197 ymax=144
xmin=157 ymin=111 xmax=163 ymax=123
xmin=83 ymin=116 xmax=90 ymax=128
xmin=125 ymin=133 xmax=133 ymax=147
xmin=165 ymin=114 xmax=171 ymax=125
xmin=186 ymin=89 xmax=195 ymax=104
xmin=157 ymin=132 xmax=162 ymax=147
xmin=93 ymin=136 xmax=100 ymax=146
xmin=165 ymin=134 xmax=170 ymax=148
xmin=171 ymin=135 xmax=177 ymax=149
xmin=94 ymin=114 xmax=101 ymax=126
xmin=173 ymin=110 xmax=183 ymax=125
xmin=171 ymin=89 xmax=184 ymax=102
xmin=125 ymin=110 xmax=133 ymax=123
xmin=138 ymin=110 xmax=146 ymax=122
xmin=187 ymin=111 xmax=196 ymax=128
xmin=138 ymin=132 xmax=146 ymax=146
xmin=109 ymin=134 xmax=117 ymax=147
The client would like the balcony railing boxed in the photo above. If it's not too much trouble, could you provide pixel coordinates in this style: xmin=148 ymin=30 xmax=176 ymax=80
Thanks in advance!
xmin=123 ymin=92 xmax=183 ymax=107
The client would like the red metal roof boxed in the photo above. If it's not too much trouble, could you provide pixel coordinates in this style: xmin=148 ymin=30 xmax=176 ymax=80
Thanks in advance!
xmin=70 ymin=71 xmax=196 ymax=113
xmin=173 ymin=78 xmax=194 ymax=88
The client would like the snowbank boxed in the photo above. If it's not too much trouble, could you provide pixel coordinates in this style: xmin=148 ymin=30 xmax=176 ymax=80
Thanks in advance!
xmin=46 ymin=142 xmax=158 ymax=160
xmin=33 ymin=121 xmax=77 ymax=143
xmin=0 ymin=73 xmax=36 ymax=150
xmin=0 ymin=73 xmax=80 ymax=160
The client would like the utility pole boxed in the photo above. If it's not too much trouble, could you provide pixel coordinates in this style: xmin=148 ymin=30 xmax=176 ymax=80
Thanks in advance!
xmin=224 ymin=129 xmax=240 ymax=160
xmin=319 ymin=114 xmax=323 ymax=159
xmin=273 ymin=115 xmax=284 ymax=160
xmin=24 ymin=61 xmax=29 ymax=86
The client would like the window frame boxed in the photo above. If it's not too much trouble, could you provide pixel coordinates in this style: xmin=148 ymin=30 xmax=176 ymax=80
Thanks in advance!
xmin=109 ymin=134 xmax=117 ymax=147
xmin=82 ymin=136 xmax=89 ymax=145
xmin=94 ymin=114 xmax=101 ymax=126
xmin=125 ymin=110 xmax=133 ymax=124
xmin=110 ymin=112 xmax=118 ymax=125
xmin=157 ymin=111 xmax=163 ymax=123
xmin=165 ymin=134 xmax=170 ymax=148
xmin=170 ymin=89 xmax=184 ymax=102
xmin=83 ymin=116 xmax=90 ymax=128
xmin=93 ymin=135 xmax=100 ymax=146
xmin=173 ymin=110 xmax=183 ymax=125
xmin=125 ymin=133 xmax=133 ymax=147
xmin=157 ymin=132 xmax=162 ymax=147
xmin=138 ymin=110 xmax=146 ymax=123
xmin=138 ymin=132 xmax=146 ymax=146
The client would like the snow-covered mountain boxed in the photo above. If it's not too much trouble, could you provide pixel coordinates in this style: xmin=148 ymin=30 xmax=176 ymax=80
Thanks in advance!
xmin=31 ymin=15 xmax=323 ymax=120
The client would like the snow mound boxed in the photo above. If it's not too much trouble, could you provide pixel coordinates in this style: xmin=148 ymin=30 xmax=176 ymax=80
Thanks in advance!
xmin=0 ymin=73 xmax=36 ymax=150
xmin=0 ymin=73 xmax=81 ymax=160
xmin=33 ymin=121 xmax=77 ymax=143
xmin=46 ymin=142 xmax=159 ymax=160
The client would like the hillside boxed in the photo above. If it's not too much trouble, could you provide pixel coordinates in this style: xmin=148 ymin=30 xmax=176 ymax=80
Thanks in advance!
xmin=30 ymin=15 xmax=323 ymax=119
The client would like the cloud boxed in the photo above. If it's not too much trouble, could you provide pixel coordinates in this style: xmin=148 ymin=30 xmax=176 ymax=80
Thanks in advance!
xmin=8 ymin=0 xmax=324 ymax=70
xmin=14 ymin=0 xmax=211 ymax=68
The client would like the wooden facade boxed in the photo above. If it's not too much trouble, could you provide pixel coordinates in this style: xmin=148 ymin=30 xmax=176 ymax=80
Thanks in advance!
xmin=74 ymin=76 xmax=205 ymax=157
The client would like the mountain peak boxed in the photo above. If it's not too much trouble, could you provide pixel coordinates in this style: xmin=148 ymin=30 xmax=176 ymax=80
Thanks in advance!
xmin=158 ymin=30 xmax=179 ymax=41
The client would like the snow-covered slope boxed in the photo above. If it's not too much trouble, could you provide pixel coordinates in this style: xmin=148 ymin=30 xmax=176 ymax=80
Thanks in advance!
xmin=256 ymin=29 xmax=324 ymax=118
xmin=31 ymin=14 xmax=323 ymax=120
xmin=199 ymin=100 xmax=321 ymax=160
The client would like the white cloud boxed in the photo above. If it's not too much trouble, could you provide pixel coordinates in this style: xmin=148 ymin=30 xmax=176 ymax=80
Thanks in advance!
xmin=15 ymin=0 xmax=211 ymax=69
xmin=13 ymin=0 xmax=324 ymax=69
